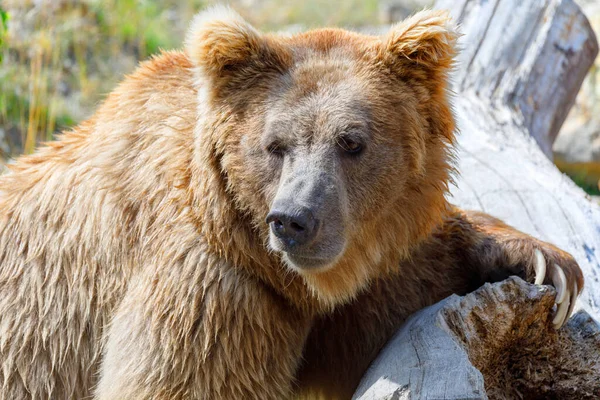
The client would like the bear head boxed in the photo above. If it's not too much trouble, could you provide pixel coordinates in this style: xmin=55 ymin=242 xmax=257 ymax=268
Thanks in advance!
xmin=186 ymin=6 xmax=458 ymax=307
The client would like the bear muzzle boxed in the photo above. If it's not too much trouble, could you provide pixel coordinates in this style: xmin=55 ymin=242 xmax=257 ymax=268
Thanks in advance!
xmin=266 ymin=206 xmax=321 ymax=248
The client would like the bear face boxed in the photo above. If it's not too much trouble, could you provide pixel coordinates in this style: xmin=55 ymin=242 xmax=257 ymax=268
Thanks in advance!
xmin=186 ymin=7 xmax=458 ymax=305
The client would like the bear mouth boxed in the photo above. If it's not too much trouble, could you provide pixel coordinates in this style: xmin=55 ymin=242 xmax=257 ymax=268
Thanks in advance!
xmin=268 ymin=227 xmax=347 ymax=272
xmin=282 ymin=252 xmax=336 ymax=271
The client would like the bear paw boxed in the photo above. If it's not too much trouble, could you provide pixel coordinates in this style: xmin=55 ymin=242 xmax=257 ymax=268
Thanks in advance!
xmin=532 ymin=249 xmax=583 ymax=329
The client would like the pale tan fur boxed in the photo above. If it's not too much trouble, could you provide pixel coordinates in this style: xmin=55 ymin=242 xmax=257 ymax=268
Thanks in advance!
xmin=0 ymin=7 xmax=583 ymax=400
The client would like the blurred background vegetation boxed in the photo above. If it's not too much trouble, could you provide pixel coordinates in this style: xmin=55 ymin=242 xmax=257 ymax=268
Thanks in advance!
xmin=0 ymin=0 xmax=392 ymax=157
xmin=1 ymin=0 xmax=599 ymax=196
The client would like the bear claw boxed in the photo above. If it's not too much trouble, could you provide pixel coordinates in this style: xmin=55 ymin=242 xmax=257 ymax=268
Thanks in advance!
xmin=550 ymin=263 xmax=568 ymax=305
xmin=533 ymin=250 xmax=575 ymax=329
xmin=565 ymin=281 xmax=578 ymax=327
xmin=553 ymin=291 xmax=570 ymax=329
xmin=534 ymin=249 xmax=546 ymax=285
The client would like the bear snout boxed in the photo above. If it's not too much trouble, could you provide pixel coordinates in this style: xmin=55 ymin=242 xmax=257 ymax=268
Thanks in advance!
xmin=266 ymin=205 xmax=321 ymax=248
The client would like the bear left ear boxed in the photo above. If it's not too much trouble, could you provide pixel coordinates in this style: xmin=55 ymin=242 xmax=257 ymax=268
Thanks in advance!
xmin=380 ymin=10 xmax=458 ymax=77
xmin=185 ymin=6 xmax=291 ymax=96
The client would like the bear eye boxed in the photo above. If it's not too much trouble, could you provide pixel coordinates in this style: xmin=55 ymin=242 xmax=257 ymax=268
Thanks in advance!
xmin=266 ymin=142 xmax=285 ymax=157
xmin=337 ymin=136 xmax=363 ymax=155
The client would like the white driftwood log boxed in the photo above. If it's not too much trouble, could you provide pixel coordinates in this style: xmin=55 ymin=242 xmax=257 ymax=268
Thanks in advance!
xmin=355 ymin=0 xmax=600 ymax=398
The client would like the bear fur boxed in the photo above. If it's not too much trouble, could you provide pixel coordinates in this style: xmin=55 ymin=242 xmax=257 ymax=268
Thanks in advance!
xmin=0 ymin=7 xmax=584 ymax=400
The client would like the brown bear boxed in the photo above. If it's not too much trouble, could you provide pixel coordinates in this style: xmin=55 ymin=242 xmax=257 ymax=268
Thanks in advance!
xmin=0 ymin=6 xmax=584 ymax=400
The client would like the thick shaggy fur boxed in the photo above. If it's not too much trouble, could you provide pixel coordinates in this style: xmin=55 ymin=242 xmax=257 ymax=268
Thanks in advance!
xmin=0 ymin=7 xmax=583 ymax=400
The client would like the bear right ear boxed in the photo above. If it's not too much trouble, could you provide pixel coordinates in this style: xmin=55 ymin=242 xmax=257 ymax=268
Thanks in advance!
xmin=185 ymin=6 xmax=291 ymax=97
xmin=379 ymin=10 xmax=458 ymax=80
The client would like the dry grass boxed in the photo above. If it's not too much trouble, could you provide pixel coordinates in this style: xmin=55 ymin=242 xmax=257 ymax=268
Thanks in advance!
xmin=0 ymin=0 xmax=383 ymax=160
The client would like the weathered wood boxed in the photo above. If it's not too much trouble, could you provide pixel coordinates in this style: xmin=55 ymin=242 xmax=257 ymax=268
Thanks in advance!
xmin=354 ymin=278 xmax=600 ymax=400
xmin=438 ymin=0 xmax=598 ymax=156
xmin=356 ymin=0 xmax=600 ymax=398
xmin=352 ymin=294 xmax=488 ymax=400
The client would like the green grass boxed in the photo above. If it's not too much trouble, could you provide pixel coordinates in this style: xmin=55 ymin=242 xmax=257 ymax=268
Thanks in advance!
xmin=90 ymin=0 xmax=205 ymax=58
xmin=0 ymin=8 xmax=8 ymax=63
xmin=564 ymin=171 xmax=600 ymax=196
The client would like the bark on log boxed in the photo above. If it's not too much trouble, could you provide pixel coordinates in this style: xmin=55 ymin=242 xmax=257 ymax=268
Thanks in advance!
xmin=355 ymin=0 xmax=600 ymax=398
xmin=353 ymin=278 xmax=600 ymax=400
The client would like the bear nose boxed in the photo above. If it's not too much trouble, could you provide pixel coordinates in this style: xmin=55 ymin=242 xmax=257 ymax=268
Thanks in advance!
xmin=266 ymin=207 xmax=319 ymax=247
